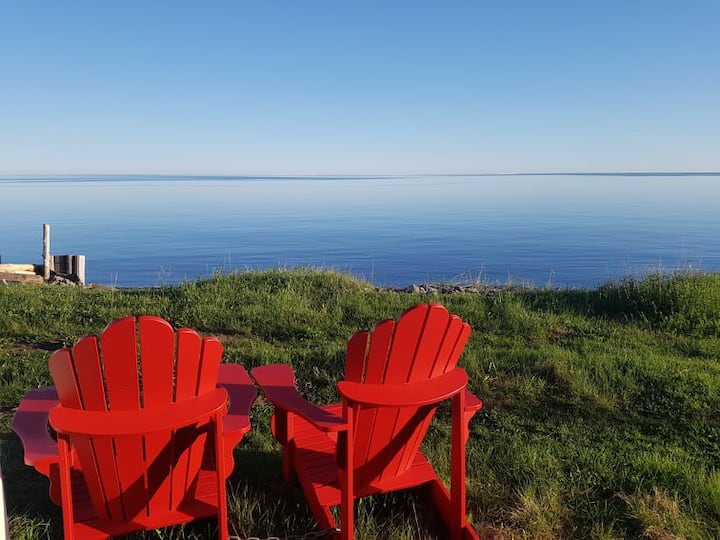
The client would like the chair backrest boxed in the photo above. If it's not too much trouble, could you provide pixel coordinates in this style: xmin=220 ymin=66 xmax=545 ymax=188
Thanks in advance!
xmin=48 ymin=316 xmax=224 ymax=522
xmin=343 ymin=303 xmax=471 ymax=488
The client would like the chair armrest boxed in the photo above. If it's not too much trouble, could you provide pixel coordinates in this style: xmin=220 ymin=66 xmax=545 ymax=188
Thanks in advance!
xmin=49 ymin=388 xmax=228 ymax=437
xmin=337 ymin=368 xmax=468 ymax=407
xmin=251 ymin=364 xmax=347 ymax=433
xmin=218 ymin=363 xmax=256 ymax=435
xmin=11 ymin=386 xmax=59 ymax=475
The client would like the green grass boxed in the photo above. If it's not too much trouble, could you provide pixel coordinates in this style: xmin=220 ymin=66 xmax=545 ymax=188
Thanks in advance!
xmin=1 ymin=268 xmax=719 ymax=539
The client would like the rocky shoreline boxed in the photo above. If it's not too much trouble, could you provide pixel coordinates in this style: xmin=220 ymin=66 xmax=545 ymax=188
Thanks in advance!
xmin=389 ymin=282 xmax=537 ymax=295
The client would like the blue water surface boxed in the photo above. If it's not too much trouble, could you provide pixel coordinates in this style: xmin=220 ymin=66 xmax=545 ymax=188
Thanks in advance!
xmin=1 ymin=174 xmax=719 ymax=288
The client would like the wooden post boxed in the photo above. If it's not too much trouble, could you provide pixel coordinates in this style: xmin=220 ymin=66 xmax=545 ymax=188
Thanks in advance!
xmin=75 ymin=255 xmax=86 ymax=286
xmin=52 ymin=255 xmax=86 ymax=285
xmin=43 ymin=224 xmax=51 ymax=281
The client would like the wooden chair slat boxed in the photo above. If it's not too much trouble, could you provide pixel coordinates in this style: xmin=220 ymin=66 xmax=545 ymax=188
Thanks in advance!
xmin=364 ymin=319 xmax=394 ymax=383
xmin=139 ymin=316 xmax=175 ymax=407
xmin=172 ymin=328 xmax=206 ymax=507
xmin=383 ymin=303 xmax=429 ymax=383
xmin=138 ymin=316 xmax=177 ymax=516
xmin=114 ymin=437 xmax=150 ymax=518
xmin=49 ymin=349 xmax=82 ymax=409
xmin=430 ymin=316 xmax=467 ymax=377
xmin=344 ymin=331 xmax=369 ymax=383
xmin=392 ymin=407 xmax=435 ymax=480
xmin=352 ymin=406 xmax=378 ymax=478
xmin=72 ymin=336 xmax=107 ymax=411
xmin=197 ymin=337 xmax=223 ymax=396
xmin=447 ymin=322 xmax=473 ymax=372
xmin=354 ymin=322 xmax=393 ymax=472
xmin=101 ymin=317 xmax=140 ymax=411
xmin=175 ymin=328 xmax=202 ymax=401
xmin=144 ymin=427 xmax=174 ymax=516
xmin=83 ymin=437 xmax=126 ymax=520
xmin=96 ymin=318 xmax=147 ymax=519
xmin=409 ymin=303 xmax=452 ymax=381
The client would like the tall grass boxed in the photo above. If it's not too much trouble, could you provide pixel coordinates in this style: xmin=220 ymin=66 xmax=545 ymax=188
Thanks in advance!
xmin=1 ymin=268 xmax=719 ymax=539
xmin=597 ymin=271 xmax=720 ymax=335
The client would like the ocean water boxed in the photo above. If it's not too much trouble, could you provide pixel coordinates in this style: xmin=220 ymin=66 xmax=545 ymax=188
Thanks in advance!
xmin=1 ymin=174 xmax=719 ymax=288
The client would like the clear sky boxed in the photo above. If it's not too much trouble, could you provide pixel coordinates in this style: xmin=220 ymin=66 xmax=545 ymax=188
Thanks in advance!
xmin=1 ymin=1 xmax=718 ymax=175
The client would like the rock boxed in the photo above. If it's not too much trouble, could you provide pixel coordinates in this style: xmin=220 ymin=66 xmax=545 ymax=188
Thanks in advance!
xmin=388 ymin=282 xmax=536 ymax=296
xmin=47 ymin=272 xmax=82 ymax=286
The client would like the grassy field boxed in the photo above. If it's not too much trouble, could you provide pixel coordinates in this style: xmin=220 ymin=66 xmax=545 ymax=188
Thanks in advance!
xmin=1 ymin=269 xmax=719 ymax=539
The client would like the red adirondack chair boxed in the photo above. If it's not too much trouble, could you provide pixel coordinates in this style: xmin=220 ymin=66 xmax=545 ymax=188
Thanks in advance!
xmin=252 ymin=303 xmax=483 ymax=540
xmin=12 ymin=316 xmax=257 ymax=540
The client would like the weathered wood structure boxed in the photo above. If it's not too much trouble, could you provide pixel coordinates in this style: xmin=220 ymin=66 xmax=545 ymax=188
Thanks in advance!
xmin=0 ymin=264 xmax=44 ymax=284
xmin=51 ymin=255 xmax=86 ymax=285
xmin=1 ymin=224 xmax=86 ymax=285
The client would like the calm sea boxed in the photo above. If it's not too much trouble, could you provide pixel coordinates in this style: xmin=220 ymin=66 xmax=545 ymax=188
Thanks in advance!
xmin=1 ymin=174 xmax=719 ymax=288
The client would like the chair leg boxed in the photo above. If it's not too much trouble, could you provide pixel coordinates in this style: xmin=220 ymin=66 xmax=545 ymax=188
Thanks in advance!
xmin=58 ymin=436 xmax=76 ymax=540
xmin=451 ymin=392 xmax=472 ymax=539
xmin=282 ymin=444 xmax=295 ymax=484
xmin=271 ymin=410 xmax=296 ymax=484
xmin=213 ymin=413 xmax=229 ymax=540
xmin=425 ymin=479 xmax=479 ymax=540
xmin=315 ymin=503 xmax=338 ymax=533
xmin=338 ymin=409 xmax=354 ymax=540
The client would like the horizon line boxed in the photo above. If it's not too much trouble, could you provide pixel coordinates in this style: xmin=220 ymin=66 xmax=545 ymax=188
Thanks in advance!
xmin=1 ymin=170 xmax=719 ymax=179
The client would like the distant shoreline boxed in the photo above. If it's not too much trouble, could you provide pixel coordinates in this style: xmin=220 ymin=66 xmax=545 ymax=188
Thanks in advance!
xmin=1 ymin=171 xmax=719 ymax=182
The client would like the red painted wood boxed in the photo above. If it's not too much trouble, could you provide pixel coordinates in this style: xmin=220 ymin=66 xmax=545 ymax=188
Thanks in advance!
xmin=364 ymin=319 xmax=394 ymax=383
xmin=252 ymin=365 xmax=346 ymax=432
xmin=139 ymin=316 xmax=175 ymax=407
xmin=172 ymin=327 xmax=204 ymax=510
xmin=353 ymin=318 xmax=394 ymax=479
xmin=217 ymin=363 xmax=256 ymax=442
xmin=252 ymin=303 xmax=483 ymax=540
xmin=216 ymin=364 xmax=259 ymax=480
xmin=49 ymin=349 xmax=82 ymax=409
xmin=410 ymin=303 xmax=452 ymax=380
xmin=72 ymin=336 xmax=106 ymax=410
xmin=50 ymin=389 xmax=227 ymax=436
xmin=395 ymin=306 xmax=462 ymax=477
xmin=50 ymin=350 xmax=112 ymax=518
xmin=99 ymin=317 xmax=148 ymax=520
xmin=101 ymin=316 xmax=141 ymax=410
xmin=138 ymin=316 xmax=176 ymax=517
xmin=176 ymin=328 xmax=202 ymax=401
xmin=383 ymin=304 xmax=428 ymax=383
xmin=451 ymin=391 xmax=468 ymax=538
xmin=69 ymin=336 xmax=123 ymax=520
xmin=337 ymin=368 xmax=468 ymax=406
xmin=364 ymin=304 xmax=434 ymax=486
xmin=344 ymin=331 xmax=369 ymax=383
xmin=13 ymin=316 xmax=255 ymax=540
xmin=197 ymin=337 xmax=223 ymax=396
xmin=448 ymin=322 xmax=472 ymax=371
xmin=371 ymin=304 xmax=434 ymax=485
xmin=430 ymin=315 xmax=467 ymax=377
xmin=10 ymin=386 xmax=60 ymax=476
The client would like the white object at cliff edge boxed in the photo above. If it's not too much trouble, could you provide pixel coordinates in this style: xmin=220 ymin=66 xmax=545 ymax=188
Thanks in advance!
xmin=0 ymin=458 xmax=8 ymax=540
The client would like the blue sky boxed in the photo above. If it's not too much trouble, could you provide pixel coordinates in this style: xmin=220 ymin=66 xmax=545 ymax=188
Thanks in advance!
xmin=1 ymin=1 xmax=718 ymax=175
